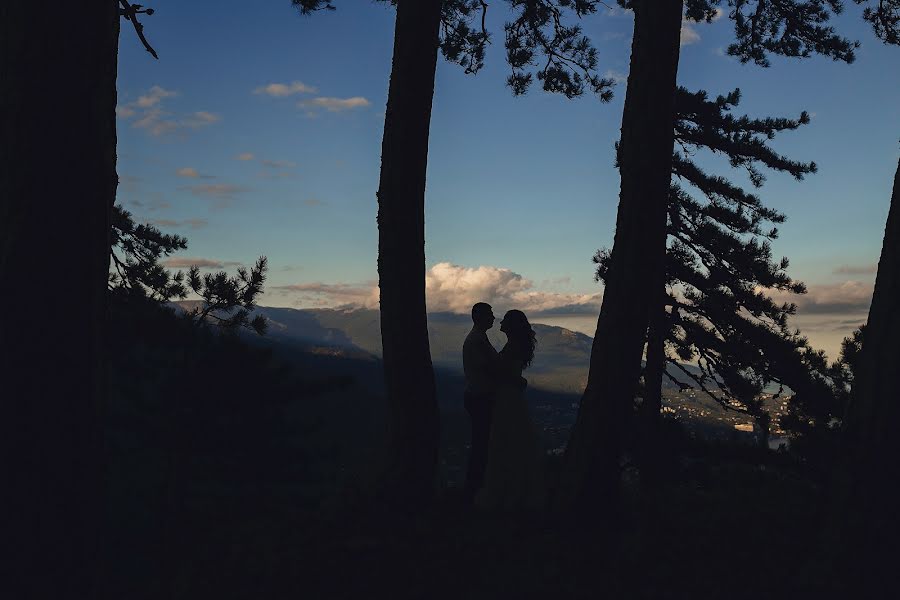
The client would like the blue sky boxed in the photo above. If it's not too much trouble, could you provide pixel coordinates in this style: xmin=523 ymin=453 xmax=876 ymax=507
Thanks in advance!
xmin=116 ymin=1 xmax=899 ymax=359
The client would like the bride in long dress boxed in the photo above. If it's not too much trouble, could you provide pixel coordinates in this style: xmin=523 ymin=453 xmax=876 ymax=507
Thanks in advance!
xmin=476 ymin=310 xmax=546 ymax=510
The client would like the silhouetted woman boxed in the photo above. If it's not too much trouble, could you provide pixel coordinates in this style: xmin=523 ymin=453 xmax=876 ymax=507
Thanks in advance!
xmin=476 ymin=309 xmax=546 ymax=510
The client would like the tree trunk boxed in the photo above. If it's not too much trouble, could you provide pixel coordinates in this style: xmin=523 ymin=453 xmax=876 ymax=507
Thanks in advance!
xmin=559 ymin=0 xmax=683 ymax=515
xmin=0 ymin=2 xmax=118 ymax=598
xmin=639 ymin=303 xmax=666 ymax=491
xmin=375 ymin=0 xmax=442 ymax=510
xmin=831 ymin=159 xmax=900 ymax=585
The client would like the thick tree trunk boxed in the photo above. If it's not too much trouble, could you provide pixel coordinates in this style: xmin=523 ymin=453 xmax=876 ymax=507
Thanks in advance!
xmin=831 ymin=159 xmax=900 ymax=585
xmin=0 ymin=2 xmax=118 ymax=598
xmin=639 ymin=304 xmax=666 ymax=491
xmin=559 ymin=0 xmax=683 ymax=515
xmin=375 ymin=0 xmax=442 ymax=510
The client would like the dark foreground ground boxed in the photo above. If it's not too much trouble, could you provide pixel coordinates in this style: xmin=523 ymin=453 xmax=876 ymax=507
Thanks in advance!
xmin=103 ymin=303 xmax=837 ymax=599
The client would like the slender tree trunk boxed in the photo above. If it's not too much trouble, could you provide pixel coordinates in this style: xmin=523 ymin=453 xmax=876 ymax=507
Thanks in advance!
xmin=375 ymin=0 xmax=442 ymax=510
xmin=830 ymin=159 xmax=900 ymax=585
xmin=1 ymin=2 xmax=118 ymax=598
xmin=559 ymin=0 xmax=683 ymax=515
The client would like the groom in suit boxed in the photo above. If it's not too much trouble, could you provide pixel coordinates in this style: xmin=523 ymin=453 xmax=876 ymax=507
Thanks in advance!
xmin=462 ymin=302 xmax=499 ymax=502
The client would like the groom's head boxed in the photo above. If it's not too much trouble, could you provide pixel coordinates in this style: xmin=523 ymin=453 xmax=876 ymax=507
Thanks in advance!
xmin=471 ymin=302 xmax=495 ymax=331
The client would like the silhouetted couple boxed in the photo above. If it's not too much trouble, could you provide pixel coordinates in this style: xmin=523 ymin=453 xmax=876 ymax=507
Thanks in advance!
xmin=462 ymin=302 xmax=545 ymax=510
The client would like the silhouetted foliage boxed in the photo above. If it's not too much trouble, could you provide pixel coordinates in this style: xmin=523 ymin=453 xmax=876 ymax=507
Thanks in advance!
xmin=854 ymin=0 xmax=900 ymax=44
xmin=109 ymin=203 xmax=268 ymax=335
xmin=779 ymin=326 xmax=863 ymax=470
xmin=595 ymin=87 xmax=818 ymax=444
xmin=295 ymin=0 xmax=615 ymax=100
xmin=183 ymin=256 xmax=269 ymax=335
xmin=109 ymin=203 xmax=188 ymax=301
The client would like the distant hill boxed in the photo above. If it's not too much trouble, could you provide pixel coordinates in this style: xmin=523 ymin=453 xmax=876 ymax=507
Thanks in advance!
xmin=171 ymin=302 xmax=775 ymax=447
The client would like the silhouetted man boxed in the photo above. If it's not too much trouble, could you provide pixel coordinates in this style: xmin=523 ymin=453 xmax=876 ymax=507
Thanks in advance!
xmin=463 ymin=302 xmax=498 ymax=502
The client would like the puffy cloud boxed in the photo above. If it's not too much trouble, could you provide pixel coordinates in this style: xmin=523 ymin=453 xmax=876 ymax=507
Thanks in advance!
xmin=298 ymin=96 xmax=371 ymax=112
xmin=254 ymin=81 xmax=318 ymax=97
xmin=274 ymin=263 xmax=602 ymax=315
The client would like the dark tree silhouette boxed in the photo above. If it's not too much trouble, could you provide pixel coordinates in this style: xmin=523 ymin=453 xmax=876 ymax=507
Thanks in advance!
xmin=595 ymin=88 xmax=817 ymax=463
xmin=110 ymin=203 xmax=189 ymax=301
xmin=182 ymin=257 xmax=269 ymax=335
xmin=110 ymin=203 xmax=269 ymax=335
xmin=559 ymin=0 xmax=862 ymax=515
xmin=1 ymin=3 xmax=119 ymax=598
xmin=296 ymin=0 xmax=611 ymax=509
xmin=831 ymin=159 xmax=900 ymax=584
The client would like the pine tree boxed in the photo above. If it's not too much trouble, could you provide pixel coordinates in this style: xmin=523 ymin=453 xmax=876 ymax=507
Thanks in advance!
xmin=296 ymin=0 xmax=612 ymax=509
xmin=595 ymin=87 xmax=817 ymax=464
xmin=560 ymin=0 xmax=867 ymax=514
xmin=110 ymin=203 xmax=269 ymax=335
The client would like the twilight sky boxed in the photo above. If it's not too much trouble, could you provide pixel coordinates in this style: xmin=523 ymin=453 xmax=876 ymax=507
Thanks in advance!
xmin=116 ymin=1 xmax=899 ymax=360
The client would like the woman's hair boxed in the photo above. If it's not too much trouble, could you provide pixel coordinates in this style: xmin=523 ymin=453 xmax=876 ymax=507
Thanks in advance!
xmin=503 ymin=309 xmax=537 ymax=368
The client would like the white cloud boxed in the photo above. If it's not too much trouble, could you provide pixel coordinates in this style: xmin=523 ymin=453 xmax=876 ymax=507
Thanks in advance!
xmin=274 ymin=262 xmax=602 ymax=315
xmin=603 ymin=69 xmax=627 ymax=84
xmin=764 ymin=280 xmax=873 ymax=316
xmin=680 ymin=22 xmax=701 ymax=46
xmin=117 ymin=86 xmax=219 ymax=137
xmin=298 ymin=96 xmax=371 ymax=113
xmin=681 ymin=8 xmax=724 ymax=46
xmin=136 ymin=85 xmax=178 ymax=108
xmin=254 ymin=81 xmax=318 ymax=97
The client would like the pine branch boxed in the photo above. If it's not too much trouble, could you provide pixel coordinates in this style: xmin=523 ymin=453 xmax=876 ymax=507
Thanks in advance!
xmin=119 ymin=1 xmax=159 ymax=59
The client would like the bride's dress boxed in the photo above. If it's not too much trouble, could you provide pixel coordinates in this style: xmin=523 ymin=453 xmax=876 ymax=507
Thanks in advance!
xmin=475 ymin=345 xmax=546 ymax=510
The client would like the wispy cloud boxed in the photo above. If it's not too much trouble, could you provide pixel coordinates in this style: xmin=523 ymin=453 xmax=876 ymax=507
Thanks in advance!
xmin=603 ymin=69 xmax=627 ymax=84
xmin=149 ymin=218 xmax=208 ymax=230
xmin=175 ymin=167 xmax=214 ymax=179
xmin=304 ymin=198 xmax=324 ymax=207
xmin=178 ymin=184 xmax=249 ymax=207
xmin=766 ymin=280 xmax=873 ymax=316
xmin=833 ymin=264 xmax=877 ymax=276
xmin=117 ymin=86 xmax=220 ymax=137
xmin=235 ymin=152 xmax=255 ymax=161
xmin=254 ymin=81 xmax=318 ymax=97
xmin=161 ymin=257 xmax=243 ymax=269
xmin=298 ymin=96 xmax=371 ymax=113
xmin=261 ymin=159 xmax=297 ymax=169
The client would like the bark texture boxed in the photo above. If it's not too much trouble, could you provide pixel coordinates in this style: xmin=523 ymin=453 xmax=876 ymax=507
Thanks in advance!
xmin=0 ymin=3 xmax=118 ymax=598
xmin=559 ymin=0 xmax=684 ymax=514
xmin=832 ymin=158 xmax=900 ymax=584
xmin=375 ymin=0 xmax=442 ymax=510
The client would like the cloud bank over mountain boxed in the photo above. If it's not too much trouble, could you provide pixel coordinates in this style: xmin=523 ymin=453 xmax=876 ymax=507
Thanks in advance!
xmin=271 ymin=262 xmax=602 ymax=316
